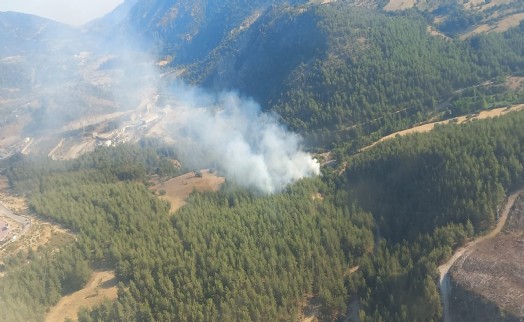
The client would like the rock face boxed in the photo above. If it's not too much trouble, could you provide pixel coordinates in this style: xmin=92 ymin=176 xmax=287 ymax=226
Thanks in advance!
xmin=448 ymin=194 xmax=524 ymax=322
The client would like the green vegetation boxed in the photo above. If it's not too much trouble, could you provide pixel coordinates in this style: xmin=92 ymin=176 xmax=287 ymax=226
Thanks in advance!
xmin=183 ymin=4 xmax=524 ymax=150
xmin=339 ymin=110 xmax=524 ymax=321
xmin=272 ymin=7 xmax=524 ymax=142
xmin=2 ymin=2 xmax=524 ymax=321
xmin=2 ymin=110 xmax=524 ymax=321
xmin=1 ymin=142 xmax=375 ymax=321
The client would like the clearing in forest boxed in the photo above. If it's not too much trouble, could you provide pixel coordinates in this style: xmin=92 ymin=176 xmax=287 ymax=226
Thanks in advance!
xmin=506 ymin=76 xmax=524 ymax=91
xmin=384 ymin=0 xmax=415 ymax=11
xmin=45 ymin=271 xmax=118 ymax=322
xmin=151 ymin=170 xmax=225 ymax=213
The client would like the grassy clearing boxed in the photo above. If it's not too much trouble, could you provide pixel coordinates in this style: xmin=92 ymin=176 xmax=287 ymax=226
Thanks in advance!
xmin=151 ymin=170 xmax=225 ymax=213
xmin=45 ymin=271 xmax=118 ymax=322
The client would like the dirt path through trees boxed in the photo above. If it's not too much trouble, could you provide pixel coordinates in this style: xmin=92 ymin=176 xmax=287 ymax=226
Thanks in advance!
xmin=438 ymin=188 xmax=524 ymax=322
xmin=362 ymin=104 xmax=524 ymax=151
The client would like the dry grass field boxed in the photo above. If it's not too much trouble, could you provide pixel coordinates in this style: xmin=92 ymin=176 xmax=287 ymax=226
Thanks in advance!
xmin=151 ymin=170 xmax=225 ymax=213
xmin=45 ymin=271 xmax=118 ymax=322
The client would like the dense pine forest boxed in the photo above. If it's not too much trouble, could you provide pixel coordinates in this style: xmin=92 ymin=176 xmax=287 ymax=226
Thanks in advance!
xmin=1 ymin=0 xmax=524 ymax=321
xmin=1 ymin=109 xmax=523 ymax=321
xmin=185 ymin=5 xmax=524 ymax=149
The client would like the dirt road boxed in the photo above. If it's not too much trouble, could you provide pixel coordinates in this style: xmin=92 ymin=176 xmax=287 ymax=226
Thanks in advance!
xmin=438 ymin=188 xmax=524 ymax=322
xmin=362 ymin=104 xmax=524 ymax=151
xmin=0 ymin=201 xmax=30 ymax=236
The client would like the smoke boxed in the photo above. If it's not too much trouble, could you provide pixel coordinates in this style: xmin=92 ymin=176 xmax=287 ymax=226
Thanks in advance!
xmin=0 ymin=5 xmax=320 ymax=194
xmin=165 ymin=84 xmax=320 ymax=194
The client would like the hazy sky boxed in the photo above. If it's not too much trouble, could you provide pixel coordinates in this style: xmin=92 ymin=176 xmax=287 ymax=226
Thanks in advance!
xmin=0 ymin=0 xmax=124 ymax=26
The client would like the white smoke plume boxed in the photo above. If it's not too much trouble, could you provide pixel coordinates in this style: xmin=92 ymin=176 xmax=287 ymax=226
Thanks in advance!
xmin=166 ymin=84 xmax=320 ymax=194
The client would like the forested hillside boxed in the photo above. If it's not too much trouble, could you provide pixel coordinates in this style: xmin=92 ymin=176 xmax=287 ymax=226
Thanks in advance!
xmin=2 ymin=1 xmax=524 ymax=321
xmin=2 ymin=1 xmax=523 ymax=147
xmin=1 ymin=142 xmax=375 ymax=321
xmin=170 ymin=3 xmax=524 ymax=149
xmin=338 ymin=110 xmax=524 ymax=321
xmin=2 ymin=110 xmax=524 ymax=321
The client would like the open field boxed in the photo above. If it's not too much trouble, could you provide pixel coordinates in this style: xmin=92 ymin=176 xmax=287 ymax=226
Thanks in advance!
xmin=45 ymin=271 xmax=118 ymax=322
xmin=384 ymin=0 xmax=415 ymax=11
xmin=151 ymin=170 xmax=225 ymax=213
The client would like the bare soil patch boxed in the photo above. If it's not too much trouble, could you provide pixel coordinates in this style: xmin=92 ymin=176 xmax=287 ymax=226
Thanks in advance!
xmin=479 ymin=0 xmax=517 ymax=11
xmin=28 ymin=222 xmax=74 ymax=252
xmin=427 ymin=25 xmax=451 ymax=40
xmin=492 ymin=12 xmax=524 ymax=32
xmin=384 ymin=0 xmax=415 ymax=11
xmin=506 ymin=76 xmax=524 ymax=91
xmin=151 ymin=170 xmax=225 ymax=213
xmin=45 ymin=271 xmax=118 ymax=322
xmin=461 ymin=12 xmax=524 ymax=39
xmin=59 ymin=139 xmax=96 ymax=160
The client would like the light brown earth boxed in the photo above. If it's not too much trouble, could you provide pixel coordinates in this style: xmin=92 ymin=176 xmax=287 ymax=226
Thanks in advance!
xmin=151 ymin=170 xmax=225 ymax=213
xmin=45 ymin=271 xmax=118 ymax=322
xmin=461 ymin=12 xmax=524 ymax=39
xmin=478 ymin=0 xmax=517 ymax=11
xmin=506 ymin=76 xmax=524 ymax=91
xmin=427 ymin=25 xmax=451 ymax=40
xmin=384 ymin=0 xmax=415 ymax=11
xmin=362 ymin=104 xmax=524 ymax=151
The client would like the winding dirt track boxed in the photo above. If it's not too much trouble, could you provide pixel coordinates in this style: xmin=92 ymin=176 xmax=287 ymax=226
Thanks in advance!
xmin=438 ymin=188 xmax=524 ymax=321
xmin=362 ymin=104 xmax=524 ymax=151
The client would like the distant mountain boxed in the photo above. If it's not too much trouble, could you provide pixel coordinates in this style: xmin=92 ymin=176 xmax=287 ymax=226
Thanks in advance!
xmin=81 ymin=0 xmax=139 ymax=52
xmin=0 ymin=11 xmax=81 ymax=56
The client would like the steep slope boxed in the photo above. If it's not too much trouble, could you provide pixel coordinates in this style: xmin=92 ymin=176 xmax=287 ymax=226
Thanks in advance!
xmin=171 ymin=3 xmax=524 ymax=145
xmin=117 ymin=0 xmax=306 ymax=62
xmin=3 ymin=1 xmax=524 ymax=151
